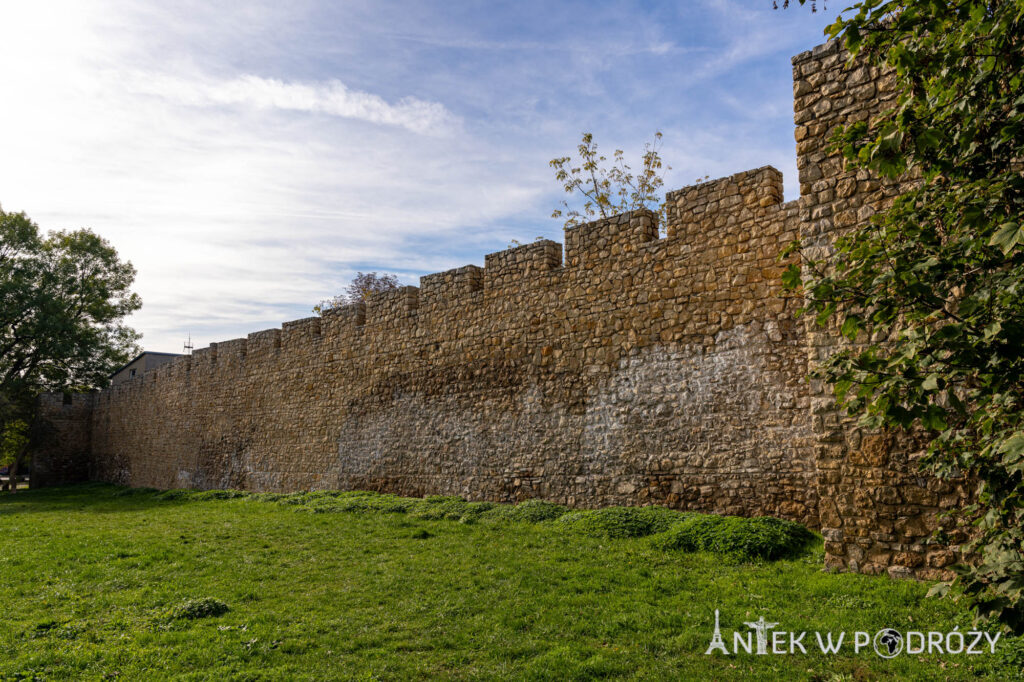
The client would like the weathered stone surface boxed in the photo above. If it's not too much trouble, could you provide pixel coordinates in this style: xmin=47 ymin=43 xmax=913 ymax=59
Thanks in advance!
xmin=793 ymin=39 xmax=972 ymax=580
xmin=33 ymin=195 xmax=816 ymax=526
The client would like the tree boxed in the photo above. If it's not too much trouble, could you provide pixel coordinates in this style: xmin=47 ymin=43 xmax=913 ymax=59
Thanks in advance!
xmin=0 ymin=208 xmax=141 ymax=451
xmin=781 ymin=0 xmax=1024 ymax=631
xmin=773 ymin=0 xmax=827 ymax=10
xmin=550 ymin=132 xmax=670 ymax=230
xmin=0 ymin=419 xmax=28 ymax=492
xmin=314 ymin=271 xmax=400 ymax=314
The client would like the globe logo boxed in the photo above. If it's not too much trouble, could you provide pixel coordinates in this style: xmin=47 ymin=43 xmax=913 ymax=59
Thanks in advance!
xmin=873 ymin=628 xmax=904 ymax=658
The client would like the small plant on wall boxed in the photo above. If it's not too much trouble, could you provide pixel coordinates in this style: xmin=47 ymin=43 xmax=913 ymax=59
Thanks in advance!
xmin=550 ymin=132 xmax=670 ymax=232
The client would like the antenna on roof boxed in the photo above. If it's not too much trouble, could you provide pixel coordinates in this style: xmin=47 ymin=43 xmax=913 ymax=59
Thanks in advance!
xmin=183 ymin=333 xmax=194 ymax=356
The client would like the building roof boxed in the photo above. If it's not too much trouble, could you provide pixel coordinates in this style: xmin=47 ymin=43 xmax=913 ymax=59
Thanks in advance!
xmin=109 ymin=351 xmax=183 ymax=378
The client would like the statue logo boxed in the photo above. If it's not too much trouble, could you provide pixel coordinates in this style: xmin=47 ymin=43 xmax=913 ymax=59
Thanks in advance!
xmin=743 ymin=616 xmax=780 ymax=655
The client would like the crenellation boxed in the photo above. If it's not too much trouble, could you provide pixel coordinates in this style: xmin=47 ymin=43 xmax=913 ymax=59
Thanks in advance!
xmin=216 ymin=338 xmax=248 ymax=363
xmin=191 ymin=345 xmax=216 ymax=365
xmin=281 ymin=316 xmax=322 ymax=347
xmin=484 ymin=240 xmax=562 ymax=291
xmin=665 ymin=166 xmax=783 ymax=245
xmin=564 ymin=209 xmax=658 ymax=269
xmin=366 ymin=285 xmax=420 ymax=326
xmin=320 ymin=302 xmax=366 ymax=333
xmin=153 ymin=362 xmax=171 ymax=382
xmin=247 ymin=328 xmax=282 ymax=354
xmin=420 ymin=265 xmax=484 ymax=307
xmin=169 ymin=354 xmax=192 ymax=379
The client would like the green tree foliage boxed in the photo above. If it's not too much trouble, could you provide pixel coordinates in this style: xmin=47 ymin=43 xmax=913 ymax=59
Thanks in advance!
xmin=314 ymin=271 xmax=399 ymax=314
xmin=0 ymin=419 xmax=28 ymax=492
xmin=783 ymin=0 xmax=1024 ymax=631
xmin=550 ymin=132 xmax=670 ymax=229
xmin=0 ymin=207 xmax=140 ymax=429
xmin=0 ymin=420 xmax=28 ymax=464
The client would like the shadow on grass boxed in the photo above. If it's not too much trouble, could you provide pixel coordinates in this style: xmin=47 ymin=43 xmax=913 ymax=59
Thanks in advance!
xmin=1 ymin=483 xmax=823 ymax=565
xmin=0 ymin=482 xmax=215 ymax=515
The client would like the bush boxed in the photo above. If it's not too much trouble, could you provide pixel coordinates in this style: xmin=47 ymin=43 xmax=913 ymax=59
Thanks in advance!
xmin=334 ymin=494 xmax=417 ymax=514
xmin=154 ymin=488 xmax=250 ymax=502
xmin=248 ymin=492 xmax=286 ymax=503
xmin=652 ymin=515 xmax=814 ymax=561
xmin=321 ymin=491 xmax=416 ymax=514
xmin=456 ymin=502 xmax=496 ymax=524
xmin=168 ymin=597 xmax=229 ymax=620
xmin=483 ymin=499 xmax=568 ymax=523
xmin=189 ymin=489 xmax=249 ymax=501
xmin=154 ymin=489 xmax=194 ymax=501
xmin=409 ymin=496 xmax=472 ymax=521
xmin=110 ymin=487 xmax=159 ymax=498
xmin=125 ymin=485 xmax=815 ymax=563
xmin=411 ymin=497 xmax=496 ymax=522
xmin=556 ymin=506 xmax=688 ymax=539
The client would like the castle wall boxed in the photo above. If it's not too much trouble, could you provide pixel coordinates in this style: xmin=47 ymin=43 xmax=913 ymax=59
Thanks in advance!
xmin=792 ymin=40 xmax=971 ymax=578
xmin=31 ymin=393 xmax=94 ymax=487
xmin=29 ymin=37 xmax=973 ymax=580
xmin=70 ymin=169 xmax=819 ymax=526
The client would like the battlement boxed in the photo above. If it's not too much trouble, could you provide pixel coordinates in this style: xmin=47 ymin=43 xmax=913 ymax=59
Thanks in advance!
xmin=38 ymin=391 xmax=96 ymax=411
xmin=420 ymin=265 xmax=483 ymax=308
xmin=170 ymin=353 xmax=191 ymax=376
xmin=665 ymin=166 xmax=783 ymax=244
xmin=191 ymin=344 xmax=216 ymax=367
xmin=247 ymin=328 xmax=282 ymax=354
xmin=366 ymin=285 xmax=419 ymax=326
xmin=214 ymin=337 xmax=248 ymax=363
xmin=281 ymin=316 xmax=321 ymax=347
xmin=321 ymin=302 xmax=366 ymax=332
xmin=484 ymin=239 xmax=562 ymax=291
xmin=97 ymin=164 xmax=799 ymax=390
xmin=564 ymin=209 xmax=658 ymax=268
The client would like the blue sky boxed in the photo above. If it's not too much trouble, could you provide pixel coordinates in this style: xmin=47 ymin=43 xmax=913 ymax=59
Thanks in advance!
xmin=0 ymin=1 xmax=836 ymax=352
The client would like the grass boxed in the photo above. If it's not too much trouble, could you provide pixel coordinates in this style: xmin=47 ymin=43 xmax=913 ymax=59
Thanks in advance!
xmin=0 ymin=484 xmax=1021 ymax=681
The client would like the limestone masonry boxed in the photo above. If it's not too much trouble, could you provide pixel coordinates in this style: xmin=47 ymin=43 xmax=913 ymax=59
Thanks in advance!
xmin=31 ymin=38 xmax=971 ymax=580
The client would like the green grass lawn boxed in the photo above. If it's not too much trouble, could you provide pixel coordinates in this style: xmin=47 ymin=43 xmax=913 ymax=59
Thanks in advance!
xmin=1 ymin=485 xmax=1021 ymax=681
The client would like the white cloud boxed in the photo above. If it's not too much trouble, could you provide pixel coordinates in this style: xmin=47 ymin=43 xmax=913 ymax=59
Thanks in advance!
xmin=0 ymin=0 xmax=835 ymax=353
xmin=121 ymin=71 xmax=458 ymax=135
xmin=0 ymin=1 xmax=547 ymax=352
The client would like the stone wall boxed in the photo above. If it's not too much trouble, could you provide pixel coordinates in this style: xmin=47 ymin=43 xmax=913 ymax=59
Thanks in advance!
xmin=44 ymin=168 xmax=817 ymax=527
xmin=30 ymin=393 xmax=95 ymax=487
xmin=29 ymin=37 xmax=970 ymax=579
xmin=792 ymin=39 xmax=971 ymax=579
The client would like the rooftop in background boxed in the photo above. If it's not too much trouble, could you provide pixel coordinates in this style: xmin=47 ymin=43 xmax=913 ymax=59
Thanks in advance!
xmin=110 ymin=351 xmax=183 ymax=386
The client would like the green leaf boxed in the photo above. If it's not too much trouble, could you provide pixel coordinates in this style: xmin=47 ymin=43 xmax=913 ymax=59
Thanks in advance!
xmin=841 ymin=315 xmax=861 ymax=341
xmin=988 ymin=221 xmax=1022 ymax=255
xmin=781 ymin=264 xmax=802 ymax=290
xmin=922 ymin=405 xmax=947 ymax=432
xmin=997 ymin=432 xmax=1024 ymax=458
